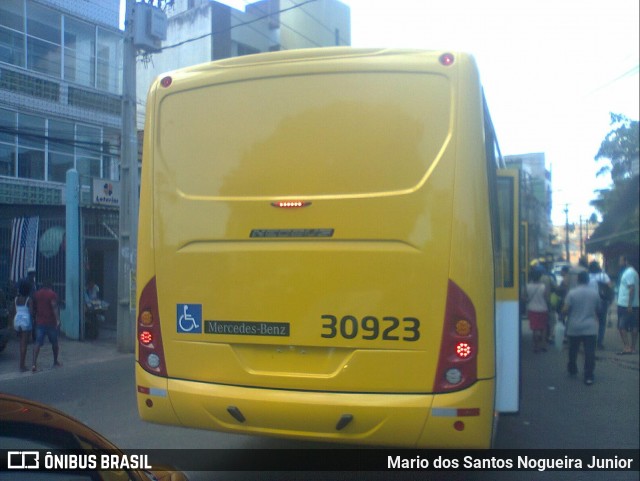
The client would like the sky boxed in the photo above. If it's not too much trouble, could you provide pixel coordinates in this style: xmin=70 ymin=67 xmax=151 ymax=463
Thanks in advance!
xmin=124 ymin=0 xmax=639 ymax=225
xmin=340 ymin=0 xmax=639 ymax=226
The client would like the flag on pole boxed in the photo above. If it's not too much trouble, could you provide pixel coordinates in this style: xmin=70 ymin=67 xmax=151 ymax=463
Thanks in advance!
xmin=10 ymin=216 xmax=39 ymax=283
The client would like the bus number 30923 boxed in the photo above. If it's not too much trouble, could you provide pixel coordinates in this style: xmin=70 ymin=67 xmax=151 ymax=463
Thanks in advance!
xmin=320 ymin=315 xmax=420 ymax=341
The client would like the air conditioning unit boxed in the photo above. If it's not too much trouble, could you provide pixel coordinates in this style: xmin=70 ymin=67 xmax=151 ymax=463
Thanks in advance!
xmin=133 ymin=3 xmax=167 ymax=53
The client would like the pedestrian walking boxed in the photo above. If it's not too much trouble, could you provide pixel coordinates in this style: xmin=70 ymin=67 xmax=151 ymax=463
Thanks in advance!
xmin=540 ymin=256 xmax=558 ymax=344
xmin=588 ymin=260 xmax=613 ymax=350
xmin=525 ymin=269 xmax=549 ymax=353
xmin=31 ymin=280 xmax=61 ymax=372
xmin=616 ymin=255 xmax=639 ymax=355
xmin=562 ymin=271 xmax=601 ymax=385
xmin=25 ymin=267 xmax=38 ymax=296
xmin=11 ymin=279 xmax=33 ymax=372
xmin=555 ymin=265 xmax=571 ymax=323
xmin=23 ymin=267 xmax=38 ymax=342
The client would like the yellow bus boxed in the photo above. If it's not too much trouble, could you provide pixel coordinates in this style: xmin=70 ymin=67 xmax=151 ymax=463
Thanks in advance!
xmin=135 ymin=48 xmax=520 ymax=448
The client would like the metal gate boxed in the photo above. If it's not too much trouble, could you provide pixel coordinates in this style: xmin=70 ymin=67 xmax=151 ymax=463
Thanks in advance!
xmin=0 ymin=215 xmax=66 ymax=299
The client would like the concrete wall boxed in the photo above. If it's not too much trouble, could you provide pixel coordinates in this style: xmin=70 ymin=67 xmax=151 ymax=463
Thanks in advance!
xmin=135 ymin=0 xmax=351 ymax=128
xmin=280 ymin=0 xmax=351 ymax=49
xmin=136 ymin=3 xmax=213 ymax=113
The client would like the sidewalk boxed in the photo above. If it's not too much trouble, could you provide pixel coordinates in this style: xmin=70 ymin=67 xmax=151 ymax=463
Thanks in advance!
xmin=1 ymin=307 xmax=636 ymax=383
xmin=497 ymin=305 xmax=639 ymax=450
xmin=0 ymin=325 xmax=131 ymax=382
xmin=528 ymin=303 xmax=640 ymax=383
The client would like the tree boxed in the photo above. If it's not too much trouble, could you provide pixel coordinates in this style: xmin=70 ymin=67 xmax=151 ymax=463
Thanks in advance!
xmin=587 ymin=113 xmax=639 ymax=264
xmin=592 ymin=113 xmax=639 ymax=217
xmin=595 ymin=113 xmax=639 ymax=186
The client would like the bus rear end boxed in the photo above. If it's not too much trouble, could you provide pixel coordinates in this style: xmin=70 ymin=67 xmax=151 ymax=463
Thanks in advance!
xmin=136 ymin=48 xmax=496 ymax=448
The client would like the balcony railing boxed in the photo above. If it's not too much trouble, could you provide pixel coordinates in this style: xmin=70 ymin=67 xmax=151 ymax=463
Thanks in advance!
xmin=0 ymin=174 xmax=102 ymax=206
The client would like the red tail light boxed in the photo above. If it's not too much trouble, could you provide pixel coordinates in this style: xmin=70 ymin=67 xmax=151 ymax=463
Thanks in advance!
xmin=139 ymin=330 xmax=153 ymax=345
xmin=433 ymin=280 xmax=478 ymax=392
xmin=137 ymin=277 xmax=168 ymax=377
xmin=439 ymin=53 xmax=455 ymax=66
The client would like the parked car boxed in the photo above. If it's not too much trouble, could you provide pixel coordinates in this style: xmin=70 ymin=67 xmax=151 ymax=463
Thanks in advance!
xmin=0 ymin=305 xmax=10 ymax=353
xmin=0 ymin=393 xmax=188 ymax=481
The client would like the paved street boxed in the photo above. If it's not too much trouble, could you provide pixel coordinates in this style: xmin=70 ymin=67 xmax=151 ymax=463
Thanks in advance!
xmin=0 ymin=318 xmax=638 ymax=481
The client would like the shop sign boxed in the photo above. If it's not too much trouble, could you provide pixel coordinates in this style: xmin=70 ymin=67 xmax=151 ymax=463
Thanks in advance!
xmin=93 ymin=179 xmax=120 ymax=207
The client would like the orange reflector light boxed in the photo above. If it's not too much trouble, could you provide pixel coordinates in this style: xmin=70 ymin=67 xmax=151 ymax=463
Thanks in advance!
xmin=271 ymin=201 xmax=311 ymax=208
xmin=139 ymin=331 xmax=153 ymax=345
xmin=455 ymin=342 xmax=472 ymax=358
xmin=140 ymin=310 xmax=153 ymax=326
xmin=455 ymin=319 xmax=472 ymax=336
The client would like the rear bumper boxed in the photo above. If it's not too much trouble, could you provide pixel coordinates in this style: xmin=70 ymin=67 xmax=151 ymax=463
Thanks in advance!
xmin=136 ymin=364 xmax=494 ymax=448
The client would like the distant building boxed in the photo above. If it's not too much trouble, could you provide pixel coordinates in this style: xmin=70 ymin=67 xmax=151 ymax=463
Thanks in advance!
xmin=0 ymin=0 xmax=123 ymax=329
xmin=136 ymin=0 xmax=351 ymax=127
xmin=504 ymin=153 xmax=555 ymax=260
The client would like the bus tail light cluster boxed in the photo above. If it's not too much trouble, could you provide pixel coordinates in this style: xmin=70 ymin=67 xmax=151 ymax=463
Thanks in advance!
xmin=433 ymin=280 xmax=478 ymax=393
xmin=137 ymin=277 xmax=168 ymax=377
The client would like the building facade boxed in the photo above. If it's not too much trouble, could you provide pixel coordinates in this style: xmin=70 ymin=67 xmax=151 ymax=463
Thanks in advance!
xmin=1 ymin=0 xmax=351 ymax=340
xmin=504 ymin=153 xmax=556 ymax=261
xmin=0 ymin=0 xmax=123 ymax=333
xmin=135 ymin=0 xmax=351 ymax=122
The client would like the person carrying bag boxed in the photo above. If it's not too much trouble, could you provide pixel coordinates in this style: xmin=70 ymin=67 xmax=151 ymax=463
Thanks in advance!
xmin=12 ymin=280 xmax=34 ymax=372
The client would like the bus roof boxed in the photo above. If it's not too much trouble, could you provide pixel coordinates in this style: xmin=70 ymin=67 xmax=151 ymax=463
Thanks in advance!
xmin=155 ymin=47 xmax=475 ymax=79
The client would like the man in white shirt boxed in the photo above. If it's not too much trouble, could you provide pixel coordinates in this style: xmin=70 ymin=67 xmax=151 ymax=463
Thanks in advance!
xmin=616 ymin=255 xmax=639 ymax=355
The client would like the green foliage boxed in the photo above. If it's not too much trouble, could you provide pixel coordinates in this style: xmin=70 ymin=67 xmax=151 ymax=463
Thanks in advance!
xmin=595 ymin=113 xmax=639 ymax=186
xmin=591 ymin=113 xmax=639 ymax=217
xmin=588 ymin=114 xmax=639 ymax=255
xmin=592 ymin=178 xmax=637 ymax=216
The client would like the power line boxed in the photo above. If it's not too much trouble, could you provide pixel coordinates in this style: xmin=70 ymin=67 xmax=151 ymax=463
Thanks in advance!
xmin=280 ymin=20 xmax=323 ymax=48
xmin=285 ymin=0 xmax=350 ymax=45
xmin=240 ymin=0 xmax=319 ymax=48
xmin=241 ymin=0 xmax=346 ymax=47
xmin=159 ymin=0 xmax=317 ymax=51
xmin=229 ymin=11 xmax=276 ymax=45
xmin=0 ymin=126 xmax=120 ymax=156
xmin=586 ymin=64 xmax=640 ymax=96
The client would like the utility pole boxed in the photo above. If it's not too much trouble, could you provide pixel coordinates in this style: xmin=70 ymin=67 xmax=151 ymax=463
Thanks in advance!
xmin=585 ymin=218 xmax=590 ymax=243
xmin=117 ymin=0 xmax=139 ymax=352
xmin=564 ymin=204 xmax=570 ymax=263
xmin=64 ymin=169 xmax=80 ymax=340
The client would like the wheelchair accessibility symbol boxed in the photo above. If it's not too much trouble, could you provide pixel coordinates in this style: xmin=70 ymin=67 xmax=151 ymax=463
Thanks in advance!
xmin=177 ymin=304 xmax=202 ymax=333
